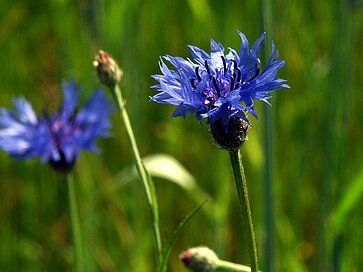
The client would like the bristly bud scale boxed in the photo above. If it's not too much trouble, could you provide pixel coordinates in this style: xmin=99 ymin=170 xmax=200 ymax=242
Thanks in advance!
xmin=179 ymin=247 xmax=218 ymax=272
xmin=49 ymin=151 xmax=76 ymax=173
xmin=210 ymin=116 xmax=249 ymax=151
xmin=94 ymin=50 xmax=123 ymax=89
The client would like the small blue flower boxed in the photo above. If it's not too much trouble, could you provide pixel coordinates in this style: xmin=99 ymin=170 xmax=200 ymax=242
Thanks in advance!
xmin=151 ymin=31 xmax=289 ymax=127
xmin=0 ymin=81 xmax=113 ymax=171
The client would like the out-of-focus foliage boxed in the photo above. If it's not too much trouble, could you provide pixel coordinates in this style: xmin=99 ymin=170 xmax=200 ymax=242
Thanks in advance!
xmin=0 ymin=0 xmax=362 ymax=271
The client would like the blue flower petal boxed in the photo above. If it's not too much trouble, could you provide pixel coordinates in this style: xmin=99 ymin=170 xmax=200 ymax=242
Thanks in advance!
xmin=151 ymin=31 xmax=289 ymax=126
xmin=0 ymin=81 xmax=113 ymax=166
xmin=187 ymin=45 xmax=210 ymax=65
xmin=61 ymin=80 xmax=80 ymax=119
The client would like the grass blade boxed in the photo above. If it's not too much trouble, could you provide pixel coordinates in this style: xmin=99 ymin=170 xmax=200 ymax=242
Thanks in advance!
xmin=158 ymin=199 xmax=209 ymax=272
xmin=330 ymin=168 xmax=363 ymax=231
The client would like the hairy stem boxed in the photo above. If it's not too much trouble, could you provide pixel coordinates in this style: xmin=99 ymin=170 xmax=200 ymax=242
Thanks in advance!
xmin=217 ymin=259 xmax=260 ymax=272
xmin=229 ymin=149 xmax=259 ymax=272
xmin=111 ymin=83 xmax=162 ymax=262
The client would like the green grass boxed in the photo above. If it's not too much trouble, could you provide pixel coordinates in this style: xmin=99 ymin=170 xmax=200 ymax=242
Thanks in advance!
xmin=0 ymin=0 xmax=363 ymax=271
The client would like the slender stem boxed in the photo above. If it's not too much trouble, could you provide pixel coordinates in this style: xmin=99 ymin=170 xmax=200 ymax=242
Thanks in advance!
xmin=111 ymin=83 xmax=162 ymax=261
xmin=66 ymin=174 xmax=85 ymax=272
xmin=229 ymin=149 xmax=258 ymax=272
xmin=217 ymin=259 xmax=259 ymax=272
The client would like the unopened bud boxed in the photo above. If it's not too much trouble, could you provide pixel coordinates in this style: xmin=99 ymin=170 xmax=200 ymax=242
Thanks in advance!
xmin=94 ymin=50 xmax=123 ymax=88
xmin=179 ymin=247 xmax=218 ymax=272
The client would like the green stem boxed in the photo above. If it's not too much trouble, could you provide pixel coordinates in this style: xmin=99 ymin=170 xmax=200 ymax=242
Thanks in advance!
xmin=229 ymin=149 xmax=259 ymax=272
xmin=66 ymin=174 xmax=85 ymax=272
xmin=111 ymin=83 xmax=162 ymax=261
xmin=217 ymin=259 xmax=259 ymax=272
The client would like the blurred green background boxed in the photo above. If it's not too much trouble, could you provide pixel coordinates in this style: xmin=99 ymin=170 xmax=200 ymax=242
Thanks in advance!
xmin=1 ymin=0 xmax=363 ymax=271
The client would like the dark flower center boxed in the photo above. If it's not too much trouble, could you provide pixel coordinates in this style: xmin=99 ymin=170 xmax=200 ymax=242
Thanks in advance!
xmin=48 ymin=115 xmax=80 ymax=149
xmin=190 ymin=56 xmax=260 ymax=106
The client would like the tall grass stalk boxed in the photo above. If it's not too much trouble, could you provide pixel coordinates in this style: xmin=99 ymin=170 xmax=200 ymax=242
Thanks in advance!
xmin=229 ymin=149 xmax=259 ymax=272
xmin=322 ymin=1 xmax=355 ymax=271
xmin=259 ymin=0 xmax=275 ymax=271
xmin=110 ymin=82 xmax=162 ymax=263
xmin=66 ymin=174 xmax=85 ymax=272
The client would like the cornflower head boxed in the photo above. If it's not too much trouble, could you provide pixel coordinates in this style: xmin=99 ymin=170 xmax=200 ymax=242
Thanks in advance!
xmin=151 ymin=31 xmax=289 ymax=150
xmin=0 ymin=81 xmax=113 ymax=172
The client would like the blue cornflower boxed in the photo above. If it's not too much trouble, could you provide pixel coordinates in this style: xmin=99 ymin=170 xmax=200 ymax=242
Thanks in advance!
xmin=0 ymin=81 xmax=113 ymax=172
xmin=151 ymin=31 xmax=289 ymax=127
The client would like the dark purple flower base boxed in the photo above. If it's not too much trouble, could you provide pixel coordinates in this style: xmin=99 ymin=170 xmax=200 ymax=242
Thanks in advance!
xmin=210 ymin=117 xmax=249 ymax=151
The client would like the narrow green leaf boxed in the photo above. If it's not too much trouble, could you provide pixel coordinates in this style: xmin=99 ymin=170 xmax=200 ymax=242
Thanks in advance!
xmin=158 ymin=199 xmax=209 ymax=272
xmin=330 ymin=168 xmax=363 ymax=231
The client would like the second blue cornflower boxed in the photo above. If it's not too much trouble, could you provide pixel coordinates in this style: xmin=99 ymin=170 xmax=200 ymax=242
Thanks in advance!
xmin=0 ymin=81 xmax=113 ymax=172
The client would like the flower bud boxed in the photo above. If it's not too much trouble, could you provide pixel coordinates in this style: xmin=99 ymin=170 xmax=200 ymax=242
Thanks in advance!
xmin=210 ymin=117 xmax=250 ymax=151
xmin=49 ymin=152 xmax=76 ymax=173
xmin=179 ymin=247 xmax=218 ymax=272
xmin=94 ymin=50 xmax=123 ymax=88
